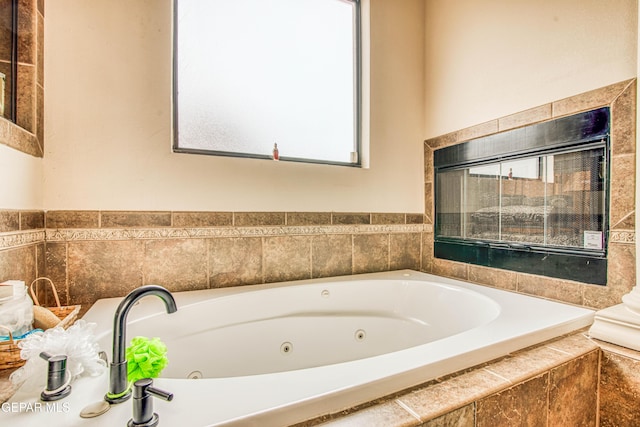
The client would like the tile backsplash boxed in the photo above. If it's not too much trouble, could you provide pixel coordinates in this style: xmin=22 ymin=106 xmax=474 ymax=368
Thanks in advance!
xmin=1 ymin=210 xmax=427 ymax=309
xmin=0 ymin=210 xmax=45 ymax=291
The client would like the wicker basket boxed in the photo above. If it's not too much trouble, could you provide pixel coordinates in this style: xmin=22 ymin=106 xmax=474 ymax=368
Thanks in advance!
xmin=0 ymin=278 xmax=80 ymax=370
xmin=29 ymin=277 xmax=80 ymax=330
xmin=0 ymin=325 xmax=23 ymax=370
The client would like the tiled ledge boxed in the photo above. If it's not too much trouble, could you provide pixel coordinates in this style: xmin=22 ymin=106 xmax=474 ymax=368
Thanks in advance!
xmin=300 ymin=332 xmax=599 ymax=426
xmin=0 ymin=210 xmax=45 ymax=232
xmin=423 ymin=79 xmax=635 ymax=150
xmin=0 ymin=118 xmax=42 ymax=158
xmin=43 ymin=210 xmax=427 ymax=229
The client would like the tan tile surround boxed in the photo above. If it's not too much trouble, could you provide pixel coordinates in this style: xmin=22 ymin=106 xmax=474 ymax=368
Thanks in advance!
xmin=0 ymin=210 xmax=44 ymax=292
xmin=304 ymin=332 xmax=602 ymax=427
xmin=299 ymin=335 xmax=640 ymax=427
xmin=424 ymin=79 xmax=637 ymax=310
xmin=0 ymin=210 xmax=429 ymax=310
xmin=1 ymin=210 xmax=639 ymax=426
xmin=597 ymin=341 xmax=640 ymax=427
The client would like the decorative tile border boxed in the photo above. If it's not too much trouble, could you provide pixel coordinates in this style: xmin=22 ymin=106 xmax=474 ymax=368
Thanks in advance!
xmin=0 ymin=230 xmax=45 ymax=249
xmin=45 ymin=224 xmax=431 ymax=242
xmin=0 ymin=210 xmax=430 ymax=249
xmin=0 ymin=224 xmax=625 ymax=247
xmin=609 ymin=230 xmax=635 ymax=244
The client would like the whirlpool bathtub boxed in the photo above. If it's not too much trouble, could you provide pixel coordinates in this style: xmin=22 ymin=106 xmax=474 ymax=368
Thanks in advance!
xmin=6 ymin=270 xmax=594 ymax=426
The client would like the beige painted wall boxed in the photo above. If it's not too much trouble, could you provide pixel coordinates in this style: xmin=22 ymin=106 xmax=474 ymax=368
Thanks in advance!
xmin=43 ymin=0 xmax=425 ymax=212
xmin=424 ymin=0 xmax=638 ymax=139
xmin=13 ymin=0 xmax=639 ymax=213
xmin=0 ymin=144 xmax=43 ymax=209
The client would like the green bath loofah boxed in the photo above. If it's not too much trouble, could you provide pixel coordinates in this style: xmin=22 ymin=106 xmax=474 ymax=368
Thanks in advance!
xmin=126 ymin=336 xmax=169 ymax=383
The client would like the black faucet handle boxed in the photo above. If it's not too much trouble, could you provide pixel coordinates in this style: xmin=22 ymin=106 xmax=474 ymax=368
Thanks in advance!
xmin=146 ymin=385 xmax=173 ymax=402
xmin=39 ymin=352 xmax=72 ymax=401
xmin=128 ymin=378 xmax=173 ymax=427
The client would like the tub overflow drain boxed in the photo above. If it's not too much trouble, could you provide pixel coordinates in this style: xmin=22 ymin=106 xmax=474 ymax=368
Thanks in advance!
xmin=187 ymin=370 xmax=203 ymax=379
xmin=355 ymin=329 xmax=366 ymax=341
xmin=280 ymin=342 xmax=293 ymax=355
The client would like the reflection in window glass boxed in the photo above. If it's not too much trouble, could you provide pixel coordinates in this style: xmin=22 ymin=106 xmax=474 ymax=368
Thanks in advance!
xmin=174 ymin=0 xmax=359 ymax=164
xmin=0 ymin=0 xmax=16 ymax=121
xmin=436 ymin=147 xmax=606 ymax=249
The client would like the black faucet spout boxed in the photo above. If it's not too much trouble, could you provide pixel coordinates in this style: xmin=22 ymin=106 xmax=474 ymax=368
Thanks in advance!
xmin=105 ymin=285 xmax=177 ymax=404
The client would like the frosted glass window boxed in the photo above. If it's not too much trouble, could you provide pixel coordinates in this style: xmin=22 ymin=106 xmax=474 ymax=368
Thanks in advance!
xmin=174 ymin=0 xmax=360 ymax=165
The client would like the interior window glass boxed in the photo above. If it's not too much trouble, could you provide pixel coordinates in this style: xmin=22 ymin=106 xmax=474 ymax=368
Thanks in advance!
xmin=436 ymin=147 xmax=606 ymax=250
xmin=174 ymin=0 xmax=360 ymax=165
xmin=0 ymin=0 xmax=16 ymax=121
